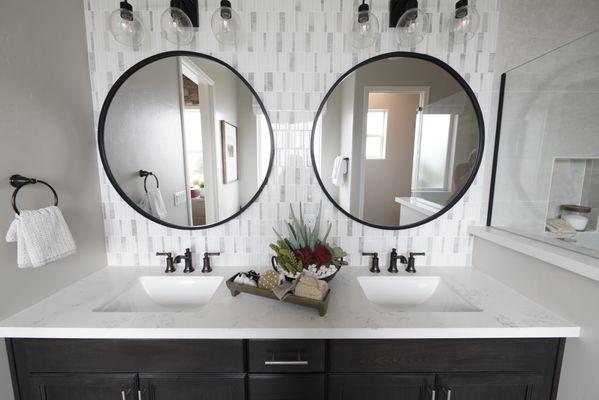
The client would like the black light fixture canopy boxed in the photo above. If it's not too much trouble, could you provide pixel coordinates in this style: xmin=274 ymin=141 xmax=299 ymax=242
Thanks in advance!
xmin=170 ymin=0 xmax=199 ymax=27
xmin=119 ymin=0 xmax=133 ymax=20
xmin=358 ymin=0 xmax=370 ymax=24
xmin=220 ymin=0 xmax=233 ymax=19
xmin=389 ymin=0 xmax=419 ymax=27
xmin=455 ymin=0 xmax=469 ymax=18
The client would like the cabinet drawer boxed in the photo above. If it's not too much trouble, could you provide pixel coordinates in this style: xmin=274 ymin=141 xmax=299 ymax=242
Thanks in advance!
xmin=248 ymin=340 xmax=325 ymax=373
xmin=249 ymin=374 xmax=325 ymax=400
xmin=329 ymin=339 xmax=560 ymax=373
xmin=12 ymin=339 xmax=245 ymax=373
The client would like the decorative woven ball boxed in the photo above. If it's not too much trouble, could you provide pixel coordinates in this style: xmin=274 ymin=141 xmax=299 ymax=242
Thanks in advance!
xmin=258 ymin=270 xmax=281 ymax=290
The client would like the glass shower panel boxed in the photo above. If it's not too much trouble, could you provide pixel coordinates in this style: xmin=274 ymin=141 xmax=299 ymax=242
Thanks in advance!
xmin=491 ymin=29 xmax=599 ymax=258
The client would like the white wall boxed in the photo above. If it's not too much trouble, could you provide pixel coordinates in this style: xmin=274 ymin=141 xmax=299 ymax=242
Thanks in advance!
xmin=363 ymin=93 xmax=420 ymax=225
xmin=319 ymin=85 xmax=342 ymax=200
xmin=192 ymin=59 xmax=241 ymax=220
xmin=338 ymin=74 xmax=357 ymax=212
xmin=0 ymin=1 xmax=107 ymax=398
xmin=472 ymin=236 xmax=599 ymax=400
xmin=104 ymin=57 xmax=189 ymax=226
xmin=236 ymin=80 xmax=260 ymax=206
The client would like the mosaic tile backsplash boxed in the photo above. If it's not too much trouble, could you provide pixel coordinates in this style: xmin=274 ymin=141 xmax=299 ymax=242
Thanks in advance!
xmin=83 ymin=0 xmax=499 ymax=268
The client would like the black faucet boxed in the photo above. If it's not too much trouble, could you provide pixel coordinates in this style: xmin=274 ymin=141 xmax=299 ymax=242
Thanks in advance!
xmin=362 ymin=252 xmax=380 ymax=273
xmin=174 ymin=248 xmax=194 ymax=273
xmin=388 ymin=248 xmax=408 ymax=273
xmin=405 ymin=252 xmax=425 ymax=273
xmin=202 ymin=252 xmax=220 ymax=273
xmin=156 ymin=252 xmax=176 ymax=273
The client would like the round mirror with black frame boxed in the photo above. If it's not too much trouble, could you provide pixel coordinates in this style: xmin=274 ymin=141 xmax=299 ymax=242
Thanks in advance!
xmin=311 ymin=52 xmax=484 ymax=230
xmin=98 ymin=51 xmax=274 ymax=230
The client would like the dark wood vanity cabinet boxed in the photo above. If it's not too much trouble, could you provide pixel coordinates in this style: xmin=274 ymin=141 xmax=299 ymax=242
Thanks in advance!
xmin=329 ymin=374 xmax=435 ymax=400
xmin=6 ymin=338 xmax=565 ymax=400
xmin=28 ymin=373 xmax=138 ymax=400
xmin=139 ymin=374 xmax=245 ymax=400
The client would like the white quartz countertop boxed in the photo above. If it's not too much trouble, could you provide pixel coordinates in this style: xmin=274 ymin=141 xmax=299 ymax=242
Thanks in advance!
xmin=0 ymin=266 xmax=579 ymax=339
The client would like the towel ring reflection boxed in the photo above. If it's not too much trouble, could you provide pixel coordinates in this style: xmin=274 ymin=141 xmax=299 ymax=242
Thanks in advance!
xmin=139 ymin=170 xmax=160 ymax=193
xmin=10 ymin=174 xmax=59 ymax=215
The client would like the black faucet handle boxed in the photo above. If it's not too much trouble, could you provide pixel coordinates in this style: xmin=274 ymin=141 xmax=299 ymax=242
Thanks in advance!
xmin=202 ymin=252 xmax=220 ymax=273
xmin=180 ymin=249 xmax=194 ymax=273
xmin=157 ymin=252 xmax=176 ymax=273
xmin=409 ymin=252 xmax=426 ymax=257
xmin=388 ymin=249 xmax=399 ymax=273
xmin=362 ymin=252 xmax=380 ymax=273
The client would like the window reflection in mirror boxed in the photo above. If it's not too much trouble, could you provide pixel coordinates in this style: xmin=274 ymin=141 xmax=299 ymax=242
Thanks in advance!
xmin=101 ymin=54 xmax=273 ymax=229
xmin=312 ymin=55 xmax=482 ymax=228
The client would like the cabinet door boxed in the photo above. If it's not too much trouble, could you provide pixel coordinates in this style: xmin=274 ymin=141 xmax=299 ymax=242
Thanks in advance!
xmin=139 ymin=373 xmax=245 ymax=400
xmin=249 ymin=374 xmax=325 ymax=400
xmin=29 ymin=373 xmax=137 ymax=400
xmin=329 ymin=374 xmax=435 ymax=400
xmin=437 ymin=373 xmax=543 ymax=400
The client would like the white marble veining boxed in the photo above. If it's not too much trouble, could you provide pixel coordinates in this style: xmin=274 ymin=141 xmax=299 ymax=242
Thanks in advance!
xmin=0 ymin=266 xmax=579 ymax=339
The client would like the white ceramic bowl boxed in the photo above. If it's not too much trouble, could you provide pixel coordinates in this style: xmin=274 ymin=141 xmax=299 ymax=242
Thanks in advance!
xmin=563 ymin=214 xmax=589 ymax=231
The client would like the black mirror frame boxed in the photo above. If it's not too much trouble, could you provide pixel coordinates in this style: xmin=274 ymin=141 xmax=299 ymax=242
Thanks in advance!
xmin=310 ymin=51 xmax=485 ymax=231
xmin=98 ymin=51 xmax=275 ymax=231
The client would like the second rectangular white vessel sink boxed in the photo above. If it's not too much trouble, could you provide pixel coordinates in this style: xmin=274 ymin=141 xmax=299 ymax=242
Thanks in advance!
xmin=357 ymin=276 xmax=481 ymax=312
xmin=95 ymin=276 xmax=223 ymax=312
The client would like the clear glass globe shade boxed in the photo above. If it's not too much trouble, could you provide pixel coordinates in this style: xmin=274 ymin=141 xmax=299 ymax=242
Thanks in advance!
xmin=211 ymin=6 xmax=243 ymax=45
xmin=351 ymin=10 xmax=379 ymax=49
xmin=394 ymin=7 xmax=429 ymax=47
xmin=449 ymin=5 xmax=480 ymax=44
xmin=109 ymin=8 xmax=145 ymax=47
xmin=160 ymin=7 xmax=194 ymax=45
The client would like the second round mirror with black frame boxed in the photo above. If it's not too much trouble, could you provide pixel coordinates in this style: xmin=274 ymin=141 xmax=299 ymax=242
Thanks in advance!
xmin=311 ymin=52 xmax=484 ymax=229
xmin=98 ymin=51 xmax=274 ymax=230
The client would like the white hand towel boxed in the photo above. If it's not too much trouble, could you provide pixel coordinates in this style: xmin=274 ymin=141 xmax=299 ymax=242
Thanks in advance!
xmin=5 ymin=206 xmax=77 ymax=268
xmin=331 ymin=156 xmax=343 ymax=187
xmin=147 ymin=188 xmax=168 ymax=219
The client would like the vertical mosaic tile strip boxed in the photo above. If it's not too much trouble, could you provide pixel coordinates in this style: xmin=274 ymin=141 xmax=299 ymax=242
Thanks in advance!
xmin=83 ymin=0 xmax=499 ymax=268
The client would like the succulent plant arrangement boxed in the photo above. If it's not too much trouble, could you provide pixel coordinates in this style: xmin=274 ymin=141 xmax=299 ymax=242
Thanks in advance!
xmin=270 ymin=202 xmax=347 ymax=280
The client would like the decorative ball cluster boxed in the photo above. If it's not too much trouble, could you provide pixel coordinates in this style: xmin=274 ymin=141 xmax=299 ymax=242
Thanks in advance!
xmin=258 ymin=270 xmax=281 ymax=290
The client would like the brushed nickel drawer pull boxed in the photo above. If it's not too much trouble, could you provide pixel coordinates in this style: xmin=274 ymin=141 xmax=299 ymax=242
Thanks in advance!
xmin=264 ymin=351 xmax=309 ymax=366
xmin=264 ymin=360 xmax=309 ymax=366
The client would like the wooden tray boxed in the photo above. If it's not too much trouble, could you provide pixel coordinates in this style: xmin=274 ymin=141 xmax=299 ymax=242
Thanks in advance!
xmin=225 ymin=275 xmax=330 ymax=317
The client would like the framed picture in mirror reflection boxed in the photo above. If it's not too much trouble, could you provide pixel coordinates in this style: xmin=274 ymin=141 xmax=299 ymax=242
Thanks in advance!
xmin=221 ymin=120 xmax=238 ymax=183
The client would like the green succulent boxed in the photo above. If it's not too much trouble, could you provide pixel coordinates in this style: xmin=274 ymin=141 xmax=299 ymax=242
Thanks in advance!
xmin=270 ymin=201 xmax=347 ymax=274
xmin=269 ymin=240 xmax=303 ymax=274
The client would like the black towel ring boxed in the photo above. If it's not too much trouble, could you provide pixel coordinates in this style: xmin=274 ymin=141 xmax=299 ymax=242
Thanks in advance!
xmin=139 ymin=170 xmax=160 ymax=193
xmin=10 ymin=175 xmax=59 ymax=215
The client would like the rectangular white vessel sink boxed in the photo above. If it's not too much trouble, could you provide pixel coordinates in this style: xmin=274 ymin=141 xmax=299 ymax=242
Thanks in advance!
xmin=357 ymin=276 xmax=481 ymax=312
xmin=95 ymin=276 xmax=223 ymax=312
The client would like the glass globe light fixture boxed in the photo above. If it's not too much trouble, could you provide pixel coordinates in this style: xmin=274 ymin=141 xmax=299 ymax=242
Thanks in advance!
xmin=160 ymin=0 xmax=194 ymax=45
xmin=350 ymin=1 xmax=380 ymax=49
xmin=109 ymin=0 xmax=145 ymax=47
xmin=394 ymin=0 xmax=429 ymax=47
xmin=211 ymin=0 xmax=243 ymax=45
xmin=448 ymin=0 xmax=480 ymax=44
